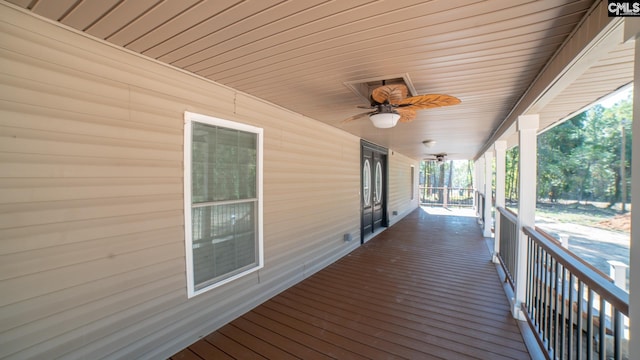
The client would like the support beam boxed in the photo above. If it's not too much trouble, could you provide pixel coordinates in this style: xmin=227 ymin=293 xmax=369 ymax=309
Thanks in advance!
xmin=625 ymin=17 xmax=640 ymax=358
xmin=493 ymin=141 xmax=507 ymax=262
xmin=513 ymin=114 xmax=539 ymax=319
xmin=483 ymin=150 xmax=493 ymax=238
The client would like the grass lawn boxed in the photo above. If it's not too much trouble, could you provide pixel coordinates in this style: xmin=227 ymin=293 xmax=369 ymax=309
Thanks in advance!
xmin=535 ymin=201 xmax=630 ymax=233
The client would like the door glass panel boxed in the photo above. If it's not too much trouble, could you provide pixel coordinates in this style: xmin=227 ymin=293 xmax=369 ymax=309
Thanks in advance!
xmin=374 ymin=161 xmax=382 ymax=203
xmin=363 ymin=159 xmax=371 ymax=206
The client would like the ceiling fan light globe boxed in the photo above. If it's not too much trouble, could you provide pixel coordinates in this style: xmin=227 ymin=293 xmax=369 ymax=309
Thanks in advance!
xmin=369 ymin=112 xmax=400 ymax=128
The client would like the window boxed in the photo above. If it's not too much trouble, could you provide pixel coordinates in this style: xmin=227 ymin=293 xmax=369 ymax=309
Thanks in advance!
xmin=184 ymin=111 xmax=263 ymax=297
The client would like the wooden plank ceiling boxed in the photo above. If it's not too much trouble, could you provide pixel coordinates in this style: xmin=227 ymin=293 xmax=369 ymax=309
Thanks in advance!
xmin=6 ymin=0 xmax=632 ymax=160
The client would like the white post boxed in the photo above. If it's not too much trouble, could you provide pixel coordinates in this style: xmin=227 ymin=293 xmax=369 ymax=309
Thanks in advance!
xmin=443 ymin=186 xmax=448 ymax=208
xmin=483 ymin=150 xmax=493 ymax=238
xmin=624 ymin=18 xmax=640 ymax=356
xmin=493 ymin=141 xmax=507 ymax=262
xmin=513 ymin=114 xmax=539 ymax=319
xmin=559 ymin=234 xmax=570 ymax=248
xmin=473 ymin=160 xmax=478 ymax=215
xmin=476 ymin=157 xmax=485 ymax=221
xmin=608 ymin=260 xmax=629 ymax=291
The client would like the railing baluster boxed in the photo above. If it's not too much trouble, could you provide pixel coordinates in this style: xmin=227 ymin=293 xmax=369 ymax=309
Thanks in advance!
xmin=559 ymin=266 xmax=566 ymax=359
xmin=568 ymin=274 xmax=575 ymax=356
xmin=496 ymin=207 xmax=518 ymax=289
xmin=576 ymin=280 xmax=584 ymax=358
xmin=526 ymin=236 xmax=533 ymax=314
xmin=542 ymin=250 xmax=548 ymax=346
xmin=552 ymin=260 xmax=558 ymax=357
xmin=546 ymin=252 xmax=553 ymax=351
xmin=587 ymin=289 xmax=593 ymax=360
xmin=518 ymin=227 xmax=628 ymax=360
xmin=599 ymin=297 xmax=606 ymax=360
xmin=511 ymin=218 xmax=517 ymax=279
xmin=546 ymin=255 xmax=554 ymax=353
xmin=538 ymin=245 xmax=545 ymax=334
xmin=614 ymin=309 xmax=622 ymax=360
xmin=419 ymin=187 xmax=476 ymax=207
xmin=542 ymin=248 xmax=548 ymax=336
xmin=534 ymin=243 xmax=541 ymax=330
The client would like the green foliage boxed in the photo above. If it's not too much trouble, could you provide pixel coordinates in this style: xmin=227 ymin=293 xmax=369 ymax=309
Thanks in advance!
xmin=536 ymin=91 xmax=632 ymax=206
xmin=505 ymin=146 xmax=519 ymax=204
xmin=419 ymin=160 xmax=475 ymax=189
xmin=423 ymin=90 xmax=632 ymax=210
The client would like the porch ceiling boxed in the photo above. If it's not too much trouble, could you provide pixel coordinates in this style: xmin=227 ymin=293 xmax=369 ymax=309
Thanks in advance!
xmin=6 ymin=0 xmax=633 ymax=160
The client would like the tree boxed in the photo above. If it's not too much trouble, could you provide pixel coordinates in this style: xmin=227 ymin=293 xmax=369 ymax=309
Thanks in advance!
xmin=537 ymin=112 xmax=585 ymax=201
xmin=600 ymin=96 xmax=632 ymax=209
xmin=467 ymin=160 xmax=474 ymax=189
xmin=505 ymin=146 xmax=519 ymax=205
xmin=535 ymin=91 xmax=632 ymax=207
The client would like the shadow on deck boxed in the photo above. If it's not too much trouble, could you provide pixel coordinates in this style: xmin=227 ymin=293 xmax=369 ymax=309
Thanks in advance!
xmin=171 ymin=207 xmax=531 ymax=359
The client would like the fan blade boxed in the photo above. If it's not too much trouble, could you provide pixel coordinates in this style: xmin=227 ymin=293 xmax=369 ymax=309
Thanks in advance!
xmin=396 ymin=108 xmax=417 ymax=123
xmin=342 ymin=111 xmax=374 ymax=123
xmin=372 ymin=84 xmax=408 ymax=104
xmin=398 ymin=94 xmax=461 ymax=110
xmin=357 ymin=105 xmax=374 ymax=109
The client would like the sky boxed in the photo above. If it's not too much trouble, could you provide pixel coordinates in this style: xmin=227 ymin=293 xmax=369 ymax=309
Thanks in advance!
xmin=597 ymin=85 xmax=632 ymax=108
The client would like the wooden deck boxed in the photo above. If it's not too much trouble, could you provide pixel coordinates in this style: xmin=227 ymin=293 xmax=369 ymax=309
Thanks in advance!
xmin=170 ymin=208 xmax=531 ymax=359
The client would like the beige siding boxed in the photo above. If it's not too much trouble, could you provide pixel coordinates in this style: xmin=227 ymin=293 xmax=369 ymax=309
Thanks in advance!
xmin=387 ymin=151 xmax=420 ymax=225
xmin=0 ymin=5 xmax=417 ymax=359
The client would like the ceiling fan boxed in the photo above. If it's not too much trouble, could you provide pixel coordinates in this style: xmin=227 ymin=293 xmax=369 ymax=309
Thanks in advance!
xmin=424 ymin=153 xmax=448 ymax=163
xmin=343 ymin=84 xmax=460 ymax=128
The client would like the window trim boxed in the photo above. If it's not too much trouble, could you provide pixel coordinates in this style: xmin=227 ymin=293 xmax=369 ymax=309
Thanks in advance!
xmin=183 ymin=111 xmax=264 ymax=298
xmin=410 ymin=165 xmax=415 ymax=200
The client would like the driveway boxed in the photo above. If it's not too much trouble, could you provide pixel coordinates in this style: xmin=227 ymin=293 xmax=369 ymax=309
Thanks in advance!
xmin=535 ymin=216 xmax=630 ymax=290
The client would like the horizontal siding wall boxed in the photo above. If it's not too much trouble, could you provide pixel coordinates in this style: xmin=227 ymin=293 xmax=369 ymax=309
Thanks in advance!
xmin=0 ymin=4 xmax=418 ymax=360
xmin=387 ymin=151 xmax=420 ymax=225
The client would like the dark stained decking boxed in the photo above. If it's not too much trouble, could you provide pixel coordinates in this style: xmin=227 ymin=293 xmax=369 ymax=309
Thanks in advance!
xmin=171 ymin=208 xmax=530 ymax=359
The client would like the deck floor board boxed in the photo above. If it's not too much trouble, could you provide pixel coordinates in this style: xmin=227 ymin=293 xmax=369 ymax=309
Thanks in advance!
xmin=171 ymin=208 xmax=530 ymax=359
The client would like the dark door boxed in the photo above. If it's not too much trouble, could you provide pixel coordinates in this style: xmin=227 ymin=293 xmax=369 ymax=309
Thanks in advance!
xmin=372 ymin=151 xmax=385 ymax=231
xmin=361 ymin=141 xmax=387 ymax=243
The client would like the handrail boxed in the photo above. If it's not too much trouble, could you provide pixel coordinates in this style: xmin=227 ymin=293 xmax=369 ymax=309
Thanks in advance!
xmin=534 ymin=225 xmax=612 ymax=281
xmin=492 ymin=206 xmax=629 ymax=358
xmin=497 ymin=206 xmax=517 ymax=223
xmin=523 ymin=226 xmax=628 ymax=316
xmin=498 ymin=207 xmax=614 ymax=285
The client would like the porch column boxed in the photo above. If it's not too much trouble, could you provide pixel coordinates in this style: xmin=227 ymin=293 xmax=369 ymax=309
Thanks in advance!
xmin=493 ymin=141 xmax=507 ymax=262
xmin=483 ymin=150 xmax=493 ymax=238
xmin=625 ymin=17 xmax=640 ymax=357
xmin=473 ymin=159 xmax=477 ymax=216
xmin=513 ymin=114 xmax=539 ymax=319
xmin=475 ymin=157 xmax=484 ymax=220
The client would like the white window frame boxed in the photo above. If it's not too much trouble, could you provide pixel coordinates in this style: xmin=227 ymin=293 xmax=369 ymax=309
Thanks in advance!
xmin=183 ymin=111 xmax=264 ymax=298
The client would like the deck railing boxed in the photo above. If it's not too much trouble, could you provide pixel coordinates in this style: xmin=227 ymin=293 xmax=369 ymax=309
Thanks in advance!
xmin=497 ymin=207 xmax=518 ymax=289
xmin=419 ymin=187 xmax=474 ymax=207
xmin=522 ymin=226 xmax=629 ymax=360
